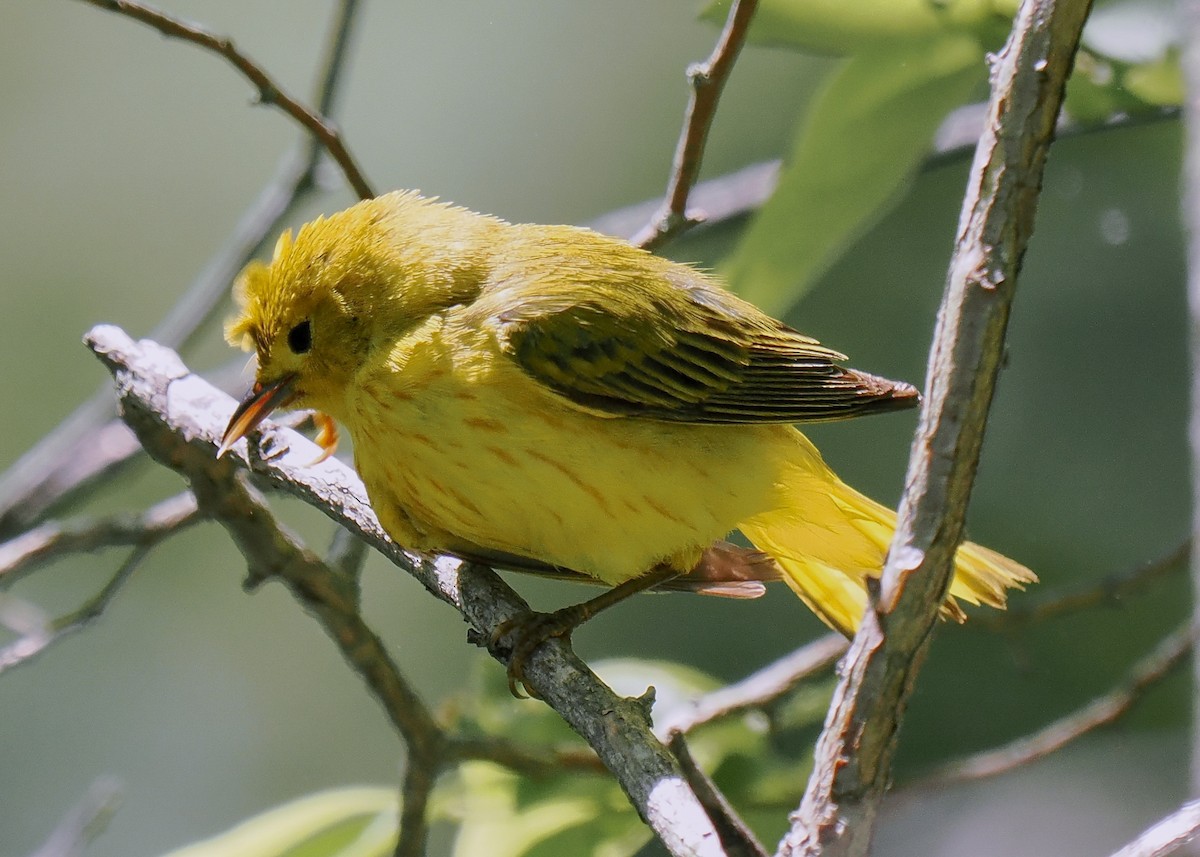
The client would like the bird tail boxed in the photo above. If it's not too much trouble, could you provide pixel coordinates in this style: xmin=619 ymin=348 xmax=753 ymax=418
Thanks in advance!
xmin=737 ymin=431 xmax=1036 ymax=635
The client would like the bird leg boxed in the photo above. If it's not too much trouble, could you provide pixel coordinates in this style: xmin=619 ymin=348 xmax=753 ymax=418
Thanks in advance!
xmin=490 ymin=564 xmax=680 ymax=699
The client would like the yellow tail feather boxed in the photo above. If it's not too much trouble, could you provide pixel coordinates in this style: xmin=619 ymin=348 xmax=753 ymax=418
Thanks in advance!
xmin=737 ymin=431 xmax=1036 ymax=635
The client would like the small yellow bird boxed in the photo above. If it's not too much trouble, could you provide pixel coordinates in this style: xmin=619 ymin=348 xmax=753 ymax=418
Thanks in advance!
xmin=219 ymin=191 xmax=1034 ymax=688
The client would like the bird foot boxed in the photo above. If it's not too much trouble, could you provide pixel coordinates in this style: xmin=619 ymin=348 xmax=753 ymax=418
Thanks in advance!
xmin=490 ymin=604 xmax=588 ymax=699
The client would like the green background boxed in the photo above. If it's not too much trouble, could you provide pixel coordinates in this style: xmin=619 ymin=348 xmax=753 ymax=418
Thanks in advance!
xmin=0 ymin=2 xmax=1188 ymax=855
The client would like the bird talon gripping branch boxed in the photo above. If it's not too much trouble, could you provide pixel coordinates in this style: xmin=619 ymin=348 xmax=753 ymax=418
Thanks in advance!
xmin=219 ymin=191 xmax=1036 ymax=693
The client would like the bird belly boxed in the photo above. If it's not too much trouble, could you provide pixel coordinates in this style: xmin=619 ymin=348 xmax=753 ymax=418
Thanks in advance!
xmin=348 ymin=359 xmax=782 ymax=585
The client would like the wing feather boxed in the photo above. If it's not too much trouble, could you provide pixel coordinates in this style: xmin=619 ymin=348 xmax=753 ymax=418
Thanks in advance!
xmin=475 ymin=226 xmax=919 ymax=425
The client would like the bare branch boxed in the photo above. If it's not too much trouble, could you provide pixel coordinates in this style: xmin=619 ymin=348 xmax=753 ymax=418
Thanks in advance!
xmin=631 ymin=0 xmax=759 ymax=249
xmin=912 ymin=624 xmax=1191 ymax=788
xmin=781 ymin=3 xmax=1094 ymax=855
xmin=26 ymin=778 xmax=123 ymax=857
xmin=85 ymin=325 xmax=728 ymax=857
xmin=0 ymin=0 xmax=365 ymax=536
xmin=0 ymin=492 xmax=199 ymax=586
xmin=184 ymin=460 xmax=445 ymax=759
xmin=395 ymin=752 xmax=437 ymax=857
xmin=655 ymin=634 xmax=847 ymax=739
xmin=980 ymin=540 xmax=1187 ymax=629
xmin=1106 ymin=799 xmax=1200 ymax=857
xmin=669 ymin=732 xmax=769 ymax=857
xmin=75 ymin=0 xmax=373 ymax=199
xmin=1 ymin=545 xmax=152 ymax=675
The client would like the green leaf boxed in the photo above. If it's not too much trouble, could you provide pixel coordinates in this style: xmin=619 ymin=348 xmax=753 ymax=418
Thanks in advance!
xmin=699 ymin=0 xmax=1013 ymax=55
xmin=1123 ymin=50 xmax=1183 ymax=106
xmin=724 ymin=36 xmax=986 ymax=314
xmin=449 ymin=762 xmax=647 ymax=857
xmin=158 ymin=788 xmax=399 ymax=857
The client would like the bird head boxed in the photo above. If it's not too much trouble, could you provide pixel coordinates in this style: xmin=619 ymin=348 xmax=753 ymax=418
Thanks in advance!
xmin=218 ymin=191 xmax=495 ymax=456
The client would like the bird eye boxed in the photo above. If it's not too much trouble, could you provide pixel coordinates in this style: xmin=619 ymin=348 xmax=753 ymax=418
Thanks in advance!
xmin=287 ymin=319 xmax=312 ymax=354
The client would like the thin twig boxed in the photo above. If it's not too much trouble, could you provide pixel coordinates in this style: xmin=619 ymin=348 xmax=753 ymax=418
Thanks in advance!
xmin=655 ymin=634 xmax=847 ymax=739
xmin=0 ymin=492 xmax=199 ymax=586
xmin=186 ymin=463 xmax=445 ymax=760
xmin=76 ymin=0 xmax=373 ymax=199
xmin=781 ymin=3 xmax=1093 ymax=855
xmin=668 ymin=732 xmax=769 ymax=857
xmin=27 ymin=778 xmax=123 ymax=857
xmin=911 ymin=624 xmax=1191 ymax=788
xmin=395 ymin=753 xmax=438 ymax=857
xmin=631 ymin=0 xmax=759 ymax=249
xmin=0 ymin=545 xmax=153 ymax=675
xmin=86 ymin=325 xmax=728 ymax=857
xmin=1106 ymin=799 xmax=1200 ymax=857
xmin=979 ymin=540 xmax=1187 ymax=629
xmin=0 ymin=0 xmax=365 ymax=537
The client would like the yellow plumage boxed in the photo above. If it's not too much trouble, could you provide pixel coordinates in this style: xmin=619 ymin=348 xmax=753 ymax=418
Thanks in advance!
xmin=222 ymin=191 xmax=1035 ymax=638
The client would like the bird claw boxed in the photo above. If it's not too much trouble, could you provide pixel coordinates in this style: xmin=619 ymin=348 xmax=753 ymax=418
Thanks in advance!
xmin=490 ymin=607 xmax=585 ymax=700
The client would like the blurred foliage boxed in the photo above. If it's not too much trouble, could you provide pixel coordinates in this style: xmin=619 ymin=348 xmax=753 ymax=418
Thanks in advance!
xmin=0 ymin=1 xmax=1191 ymax=856
xmin=152 ymin=660 xmax=830 ymax=857
xmin=703 ymin=0 xmax=1182 ymax=313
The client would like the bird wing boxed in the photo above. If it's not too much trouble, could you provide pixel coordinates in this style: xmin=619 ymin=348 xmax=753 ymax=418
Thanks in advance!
xmin=481 ymin=246 xmax=918 ymax=425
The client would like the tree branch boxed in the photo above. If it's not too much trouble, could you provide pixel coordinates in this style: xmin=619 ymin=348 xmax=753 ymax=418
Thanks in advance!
xmin=911 ymin=624 xmax=1191 ymax=789
xmin=979 ymin=539 xmax=1187 ymax=630
xmin=26 ymin=778 xmax=123 ymax=857
xmin=85 ymin=324 xmax=729 ymax=857
xmin=75 ymin=0 xmax=374 ymax=199
xmin=0 ymin=0 xmax=366 ymax=538
xmin=780 ymin=2 xmax=1093 ymax=855
xmin=631 ymin=0 xmax=759 ymax=249
xmin=1106 ymin=799 xmax=1200 ymax=857
xmin=1 ymin=544 xmax=153 ymax=676
xmin=0 ymin=492 xmax=199 ymax=586
xmin=655 ymin=634 xmax=847 ymax=740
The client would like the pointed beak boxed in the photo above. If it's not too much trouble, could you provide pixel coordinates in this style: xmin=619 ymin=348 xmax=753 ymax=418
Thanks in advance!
xmin=217 ymin=374 xmax=297 ymax=458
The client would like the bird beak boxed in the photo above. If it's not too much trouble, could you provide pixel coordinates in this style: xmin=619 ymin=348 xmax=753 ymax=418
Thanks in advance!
xmin=217 ymin=374 xmax=297 ymax=458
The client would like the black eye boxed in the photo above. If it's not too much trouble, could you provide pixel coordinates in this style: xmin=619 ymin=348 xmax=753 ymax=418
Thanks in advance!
xmin=287 ymin=319 xmax=312 ymax=354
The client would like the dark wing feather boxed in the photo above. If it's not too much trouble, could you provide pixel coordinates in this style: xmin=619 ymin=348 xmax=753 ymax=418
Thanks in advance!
xmin=479 ymin=228 xmax=919 ymax=425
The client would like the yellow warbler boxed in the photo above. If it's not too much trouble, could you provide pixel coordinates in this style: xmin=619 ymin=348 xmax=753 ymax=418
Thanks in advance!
xmin=219 ymin=191 xmax=1034 ymax=683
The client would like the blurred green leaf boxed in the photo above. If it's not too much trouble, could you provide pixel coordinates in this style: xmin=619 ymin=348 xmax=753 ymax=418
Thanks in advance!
xmin=700 ymin=0 xmax=1013 ymax=54
xmin=1065 ymin=47 xmax=1182 ymax=123
xmin=1123 ymin=50 xmax=1183 ymax=105
xmin=449 ymin=762 xmax=645 ymax=857
xmin=158 ymin=788 xmax=398 ymax=857
xmin=724 ymin=36 xmax=985 ymax=314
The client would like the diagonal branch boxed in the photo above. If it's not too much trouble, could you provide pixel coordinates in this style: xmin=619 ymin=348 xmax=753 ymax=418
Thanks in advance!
xmin=911 ymin=624 xmax=1192 ymax=788
xmin=1 ymin=544 xmax=154 ymax=675
xmin=780 ymin=2 xmax=1094 ymax=855
xmin=75 ymin=0 xmax=374 ymax=199
xmin=1106 ymin=799 xmax=1200 ymax=857
xmin=655 ymin=634 xmax=847 ymax=739
xmin=0 ymin=492 xmax=199 ymax=586
xmin=0 ymin=0 xmax=366 ymax=538
xmin=980 ymin=539 xmax=1188 ymax=629
xmin=632 ymin=0 xmax=759 ymax=249
xmin=85 ymin=324 xmax=730 ymax=857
